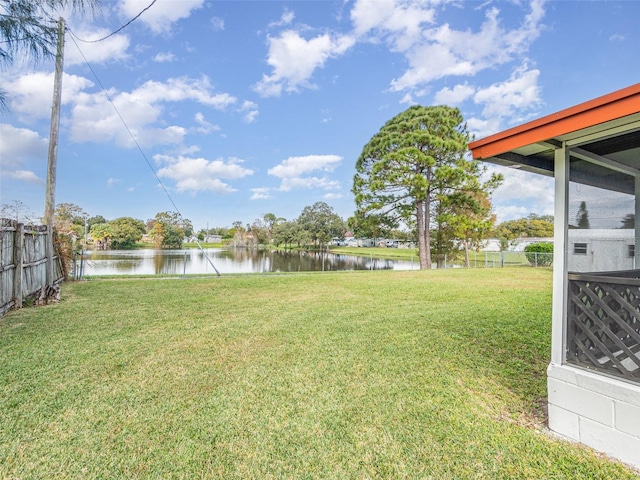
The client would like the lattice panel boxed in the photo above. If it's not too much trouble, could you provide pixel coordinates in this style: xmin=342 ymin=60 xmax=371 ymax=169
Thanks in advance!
xmin=567 ymin=276 xmax=640 ymax=381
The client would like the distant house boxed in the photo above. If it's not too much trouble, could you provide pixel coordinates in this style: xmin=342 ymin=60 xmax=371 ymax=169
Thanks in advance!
xmin=356 ymin=238 xmax=375 ymax=247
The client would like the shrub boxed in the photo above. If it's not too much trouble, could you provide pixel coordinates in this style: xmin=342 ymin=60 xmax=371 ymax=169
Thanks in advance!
xmin=524 ymin=242 xmax=553 ymax=267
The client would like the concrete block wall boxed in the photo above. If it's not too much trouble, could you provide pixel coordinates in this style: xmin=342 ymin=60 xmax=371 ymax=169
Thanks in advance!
xmin=547 ymin=363 xmax=640 ymax=468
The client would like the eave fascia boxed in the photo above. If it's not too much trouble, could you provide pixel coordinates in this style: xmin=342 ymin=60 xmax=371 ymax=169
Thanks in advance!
xmin=469 ymin=83 xmax=640 ymax=161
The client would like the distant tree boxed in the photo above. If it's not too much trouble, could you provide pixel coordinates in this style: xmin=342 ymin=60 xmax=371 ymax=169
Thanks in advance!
xmin=54 ymin=202 xmax=87 ymax=239
xmin=347 ymin=209 xmax=396 ymax=239
xmin=148 ymin=211 xmax=190 ymax=248
xmin=353 ymin=105 xmax=502 ymax=269
xmin=297 ymin=202 xmax=345 ymax=248
xmin=576 ymin=201 xmax=590 ymax=229
xmin=90 ymin=222 xmax=112 ymax=250
xmin=109 ymin=217 xmax=146 ymax=249
xmin=54 ymin=202 xmax=86 ymax=223
xmin=87 ymin=215 xmax=107 ymax=227
xmin=0 ymin=200 xmax=36 ymax=223
xmin=620 ymin=213 xmax=635 ymax=229
xmin=250 ymin=218 xmax=271 ymax=245
xmin=493 ymin=214 xmax=554 ymax=251
xmin=528 ymin=213 xmax=554 ymax=224
xmin=227 ymin=221 xmax=245 ymax=241
xmin=438 ymin=188 xmax=498 ymax=268
xmin=272 ymin=220 xmax=307 ymax=249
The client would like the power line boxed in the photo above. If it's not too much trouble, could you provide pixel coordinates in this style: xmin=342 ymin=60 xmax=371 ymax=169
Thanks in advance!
xmin=68 ymin=0 xmax=157 ymax=43
xmin=68 ymin=33 xmax=181 ymax=213
xmin=67 ymin=34 xmax=221 ymax=275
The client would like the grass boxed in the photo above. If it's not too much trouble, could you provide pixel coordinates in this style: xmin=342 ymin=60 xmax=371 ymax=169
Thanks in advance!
xmin=330 ymin=246 xmax=418 ymax=260
xmin=1 ymin=268 xmax=638 ymax=478
xmin=330 ymin=246 xmax=531 ymax=266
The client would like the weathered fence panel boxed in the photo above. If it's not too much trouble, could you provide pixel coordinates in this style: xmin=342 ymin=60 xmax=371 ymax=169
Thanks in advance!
xmin=0 ymin=219 xmax=63 ymax=316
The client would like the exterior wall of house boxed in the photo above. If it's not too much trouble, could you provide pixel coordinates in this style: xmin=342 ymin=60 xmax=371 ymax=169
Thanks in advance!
xmin=567 ymin=229 xmax=635 ymax=272
xmin=548 ymin=364 xmax=640 ymax=468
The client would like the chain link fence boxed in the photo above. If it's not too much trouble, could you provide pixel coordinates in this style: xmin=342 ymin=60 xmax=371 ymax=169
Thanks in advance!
xmin=441 ymin=251 xmax=553 ymax=269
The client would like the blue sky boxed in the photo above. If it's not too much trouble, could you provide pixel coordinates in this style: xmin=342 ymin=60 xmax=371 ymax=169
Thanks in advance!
xmin=1 ymin=0 xmax=639 ymax=230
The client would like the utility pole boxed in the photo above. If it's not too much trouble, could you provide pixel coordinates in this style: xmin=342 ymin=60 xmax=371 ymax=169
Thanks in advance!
xmin=44 ymin=17 xmax=65 ymax=287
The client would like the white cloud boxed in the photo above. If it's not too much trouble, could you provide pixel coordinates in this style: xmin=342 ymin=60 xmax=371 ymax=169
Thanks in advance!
xmin=65 ymin=29 xmax=130 ymax=66
xmin=280 ymin=176 xmax=341 ymax=192
xmin=193 ymin=112 xmax=220 ymax=134
xmin=155 ymin=155 xmax=254 ymax=194
xmin=324 ymin=192 xmax=343 ymax=199
xmin=68 ymin=76 xmax=236 ymax=147
xmin=118 ymin=0 xmax=205 ymax=34
xmin=107 ymin=177 xmax=120 ymax=186
xmin=5 ymin=72 xmax=94 ymax=120
xmin=131 ymin=77 xmax=236 ymax=108
xmin=239 ymin=100 xmax=259 ymax=123
xmin=3 ymin=170 xmax=44 ymax=184
xmin=351 ymin=0 xmax=436 ymax=51
xmin=268 ymin=154 xmax=341 ymax=178
xmin=269 ymin=8 xmax=295 ymax=28
xmin=488 ymin=165 xmax=554 ymax=222
xmin=434 ymin=84 xmax=476 ymax=105
xmin=153 ymin=51 xmax=176 ymax=63
xmin=382 ymin=0 xmax=545 ymax=91
xmin=210 ymin=16 xmax=225 ymax=31
xmin=0 ymin=124 xmax=49 ymax=168
xmin=250 ymin=188 xmax=272 ymax=200
xmin=493 ymin=204 xmax=531 ymax=223
xmin=268 ymin=154 xmax=342 ymax=191
xmin=254 ymin=30 xmax=355 ymax=97
xmin=473 ymin=67 xmax=542 ymax=120
xmin=0 ymin=123 xmax=46 ymax=188
xmin=399 ymin=92 xmax=416 ymax=105
xmin=466 ymin=116 xmax=502 ymax=140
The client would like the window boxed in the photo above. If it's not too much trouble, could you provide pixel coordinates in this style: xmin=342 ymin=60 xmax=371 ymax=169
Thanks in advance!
xmin=574 ymin=243 xmax=588 ymax=255
xmin=629 ymin=244 xmax=635 ymax=258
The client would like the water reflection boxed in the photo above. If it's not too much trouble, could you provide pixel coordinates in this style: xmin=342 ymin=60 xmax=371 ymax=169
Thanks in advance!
xmin=81 ymin=248 xmax=417 ymax=276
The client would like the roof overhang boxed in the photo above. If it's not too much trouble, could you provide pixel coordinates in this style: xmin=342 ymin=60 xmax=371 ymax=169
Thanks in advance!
xmin=469 ymin=83 xmax=640 ymax=194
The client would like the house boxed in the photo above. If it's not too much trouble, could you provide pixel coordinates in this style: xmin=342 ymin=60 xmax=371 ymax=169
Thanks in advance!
xmin=568 ymin=229 xmax=635 ymax=272
xmin=470 ymin=83 xmax=640 ymax=468
xmin=356 ymin=238 xmax=375 ymax=247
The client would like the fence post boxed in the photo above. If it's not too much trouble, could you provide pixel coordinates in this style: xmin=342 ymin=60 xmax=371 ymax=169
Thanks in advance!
xmin=13 ymin=223 xmax=24 ymax=308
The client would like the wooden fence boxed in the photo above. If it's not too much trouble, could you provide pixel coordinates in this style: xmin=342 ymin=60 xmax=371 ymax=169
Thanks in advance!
xmin=1 ymin=219 xmax=64 ymax=316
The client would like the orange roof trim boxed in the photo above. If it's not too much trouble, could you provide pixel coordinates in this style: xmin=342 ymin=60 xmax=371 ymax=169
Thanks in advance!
xmin=469 ymin=83 xmax=640 ymax=160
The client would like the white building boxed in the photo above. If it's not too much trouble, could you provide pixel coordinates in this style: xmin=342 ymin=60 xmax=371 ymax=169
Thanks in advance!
xmin=568 ymin=229 xmax=635 ymax=272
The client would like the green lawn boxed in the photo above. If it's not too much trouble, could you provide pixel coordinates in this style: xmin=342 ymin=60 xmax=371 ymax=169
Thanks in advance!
xmin=1 ymin=269 xmax=638 ymax=478
xmin=329 ymin=246 xmax=531 ymax=267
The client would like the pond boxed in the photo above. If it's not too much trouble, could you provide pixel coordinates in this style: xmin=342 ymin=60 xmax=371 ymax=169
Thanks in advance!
xmin=76 ymin=248 xmax=419 ymax=276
